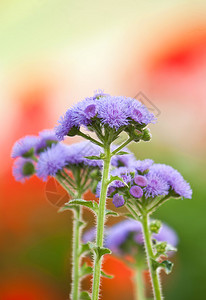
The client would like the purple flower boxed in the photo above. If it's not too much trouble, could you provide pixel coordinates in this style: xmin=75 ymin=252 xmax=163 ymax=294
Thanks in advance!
xmin=127 ymin=99 xmax=156 ymax=125
xmin=134 ymin=159 xmax=154 ymax=173
xmin=12 ymin=158 xmax=35 ymax=182
xmin=134 ymin=175 xmax=148 ymax=187
xmin=130 ymin=186 xmax=143 ymax=198
xmin=112 ymin=193 xmax=125 ymax=207
xmin=36 ymin=143 xmax=69 ymax=181
xmin=105 ymin=219 xmax=178 ymax=255
xmin=36 ymin=129 xmax=58 ymax=153
xmin=11 ymin=136 xmax=39 ymax=158
xmin=110 ymin=167 xmax=134 ymax=188
xmin=96 ymin=96 xmax=130 ymax=129
xmin=84 ymin=104 xmax=96 ymax=118
xmin=55 ymin=92 xmax=156 ymax=140
xmin=144 ymin=172 xmax=169 ymax=198
xmin=83 ymin=219 xmax=178 ymax=257
xmin=149 ymin=164 xmax=192 ymax=199
xmin=55 ymin=110 xmax=76 ymax=141
xmin=36 ymin=141 xmax=103 ymax=181
xmin=64 ymin=141 xmax=102 ymax=168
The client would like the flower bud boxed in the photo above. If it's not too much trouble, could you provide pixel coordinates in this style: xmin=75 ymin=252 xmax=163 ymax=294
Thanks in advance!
xmin=141 ymin=128 xmax=151 ymax=141
xmin=150 ymin=220 xmax=162 ymax=234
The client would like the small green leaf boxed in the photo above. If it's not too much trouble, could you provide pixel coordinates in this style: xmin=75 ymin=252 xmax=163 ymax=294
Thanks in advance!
xmin=79 ymin=291 xmax=91 ymax=300
xmin=80 ymin=262 xmax=93 ymax=277
xmin=94 ymin=247 xmax=111 ymax=258
xmin=161 ymin=260 xmax=174 ymax=274
xmin=105 ymin=209 xmax=119 ymax=217
xmin=107 ymin=175 xmax=128 ymax=187
xmin=88 ymin=243 xmax=111 ymax=258
xmin=58 ymin=204 xmax=77 ymax=213
xmin=66 ymin=199 xmax=99 ymax=214
xmin=115 ymin=151 xmax=130 ymax=156
xmin=79 ymin=242 xmax=91 ymax=255
xmin=151 ymin=258 xmax=173 ymax=274
xmin=101 ymin=270 xmax=113 ymax=279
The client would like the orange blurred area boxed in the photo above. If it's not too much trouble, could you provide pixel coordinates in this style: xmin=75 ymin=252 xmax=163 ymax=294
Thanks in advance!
xmin=0 ymin=274 xmax=63 ymax=300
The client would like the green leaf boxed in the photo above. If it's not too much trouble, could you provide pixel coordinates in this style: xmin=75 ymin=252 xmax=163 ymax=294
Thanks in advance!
xmin=151 ymin=258 xmax=173 ymax=274
xmin=94 ymin=247 xmax=111 ymax=258
xmin=58 ymin=204 xmax=77 ymax=213
xmin=107 ymin=175 xmax=129 ymax=187
xmin=88 ymin=243 xmax=111 ymax=258
xmin=80 ymin=262 xmax=93 ymax=277
xmin=161 ymin=260 xmax=174 ymax=274
xmin=79 ymin=291 xmax=91 ymax=300
xmin=79 ymin=242 xmax=91 ymax=255
xmin=66 ymin=199 xmax=99 ymax=214
xmin=105 ymin=209 xmax=119 ymax=217
xmin=101 ymin=270 xmax=113 ymax=279
xmin=115 ymin=151 xmax=129 ymax=156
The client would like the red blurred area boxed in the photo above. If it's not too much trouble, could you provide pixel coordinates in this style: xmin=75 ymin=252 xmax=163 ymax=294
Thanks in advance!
xmin=147 ymin=26 xmax=206 ymax=103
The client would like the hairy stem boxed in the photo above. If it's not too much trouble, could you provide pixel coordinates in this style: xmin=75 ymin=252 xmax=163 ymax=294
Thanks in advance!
xmin=72 ymin=205 xmax=81 ymax=300
xmin=71 ymin=169 xmax=83 ymax=300
xmin=134 ymin=268 xmax=145 ymax=300
xmin=141 ymin=214 xmax=162 ymax=300
xmin=92 ymin=145 xmax=111 ymax=300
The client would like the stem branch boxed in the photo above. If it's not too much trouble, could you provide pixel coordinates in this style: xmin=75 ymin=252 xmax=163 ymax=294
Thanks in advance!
xmin=92 ymin=145 xmax=111 ymax=300
xmin=141 ymin=214 xmax=162 ymax=300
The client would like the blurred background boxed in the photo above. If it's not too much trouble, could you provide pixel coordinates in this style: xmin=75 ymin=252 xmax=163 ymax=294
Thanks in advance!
xmin=1 ymin=0 xmax=206 ymax=299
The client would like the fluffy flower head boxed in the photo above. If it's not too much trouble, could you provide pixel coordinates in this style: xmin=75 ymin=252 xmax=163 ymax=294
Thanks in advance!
xmin=11 ymin=136 xmax=39 ymax=158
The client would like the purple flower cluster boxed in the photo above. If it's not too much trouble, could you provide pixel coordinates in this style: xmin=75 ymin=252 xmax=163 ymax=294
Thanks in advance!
xmin=55 ymin=93 xmax=156 ymax=140
xmin=148 ymin=164 xmax=192 ymax=199
xmin=36 ymin=141 xmax=103 ymax=181
xmin=99 ymin=159 xmax=192 ymax=208
xmin=11 ymin=129 xmax=59 ymax=159
xmin=36 ymin=143 xmax=69 ymax=181
xmin=83 ymin=219 xmax=178 ymax=256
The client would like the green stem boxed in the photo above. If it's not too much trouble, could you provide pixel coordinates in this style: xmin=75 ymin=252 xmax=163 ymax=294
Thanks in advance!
xmin=56 ymin=175 xmax=76 ymax=198
xmin=111 ymin=136 xmax=133 ymax=155
xmin=134 ymin=268 xmax=145 ymax=300
xmin=126 ymin=203 xmax=141 ymax=221
xmin=92 ymin=145 xmax=111 ymax=300
xmin=147 ymin=195 xmax=170 ymax=214
xmin=72 ymin=205 xmax=81 ymax=300
xmin=78 ymin=131 xmax=104 ymax=147
xmin=141 ymin=214 xmax=162 ymax=300
xmin=71 ymin=171 xmax=82 ymax=300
